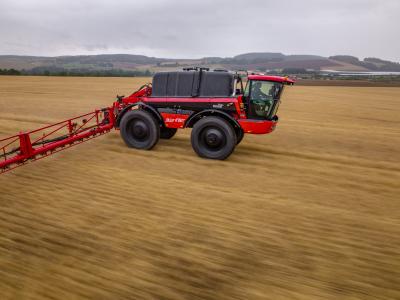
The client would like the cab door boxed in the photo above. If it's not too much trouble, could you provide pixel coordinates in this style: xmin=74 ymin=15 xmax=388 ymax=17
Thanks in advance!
xmin=244 ymin=80 xmax=281 ymax=120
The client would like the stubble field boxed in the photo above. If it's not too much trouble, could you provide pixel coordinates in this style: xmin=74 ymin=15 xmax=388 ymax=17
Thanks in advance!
xmin=0 ymin=76 xmax=399 ymax=300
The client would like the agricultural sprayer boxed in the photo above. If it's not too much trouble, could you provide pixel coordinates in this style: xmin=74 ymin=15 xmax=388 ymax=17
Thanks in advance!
xmin=0 ymin=68 xmax=294 ymax=174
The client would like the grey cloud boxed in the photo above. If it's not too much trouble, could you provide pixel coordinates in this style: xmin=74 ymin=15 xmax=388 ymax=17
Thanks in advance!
xmin=0 ymin=0 xmax=399 ymax=61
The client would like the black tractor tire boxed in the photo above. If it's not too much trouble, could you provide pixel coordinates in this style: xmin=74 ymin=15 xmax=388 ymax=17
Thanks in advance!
xmin=120 ymin=110 xmax=160 ymax=150
xmin=236 ymin=129 xmax=244 ymax=145
xmin=191 ymin=116 xmax=237 ymax=160
xmin=160 ymin=127 xmax=177 ymax=139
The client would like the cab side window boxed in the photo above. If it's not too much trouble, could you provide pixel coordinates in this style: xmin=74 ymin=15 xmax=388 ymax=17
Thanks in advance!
xmin=248 ymin=81 xmax=282 ymax=119
xmin=244 ymin=81 xmax=250 ymax=97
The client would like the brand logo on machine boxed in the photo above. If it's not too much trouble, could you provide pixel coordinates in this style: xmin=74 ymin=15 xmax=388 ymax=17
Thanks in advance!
xmin=166 ymin=118 xmax=185 ymax=123
xmin=212 ymin=104 xmax=224 ymax=109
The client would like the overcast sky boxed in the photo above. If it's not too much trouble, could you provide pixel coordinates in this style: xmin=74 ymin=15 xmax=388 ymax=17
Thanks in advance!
xmin=0 ymin=0 xmax=399 ymax=61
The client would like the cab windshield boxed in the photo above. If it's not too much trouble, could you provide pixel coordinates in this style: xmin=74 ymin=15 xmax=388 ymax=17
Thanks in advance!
xmin=244 ymin=80 xmax=283 ymax=119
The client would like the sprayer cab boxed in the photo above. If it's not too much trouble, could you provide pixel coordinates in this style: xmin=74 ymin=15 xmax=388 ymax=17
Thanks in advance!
xmin=243 ymin=75 xmax=295 ymax=121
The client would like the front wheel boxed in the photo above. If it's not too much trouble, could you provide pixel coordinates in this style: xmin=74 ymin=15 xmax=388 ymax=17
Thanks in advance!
xmin=120 ymin=110 xmax=160 ymax=150
xmin=236 ymin=129 xmax=244 ymax=145
xmin=191 ymin=117 xmax=237 ymax=160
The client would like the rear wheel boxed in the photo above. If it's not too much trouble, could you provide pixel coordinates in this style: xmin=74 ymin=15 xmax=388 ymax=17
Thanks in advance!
xmin=160 ymin=127 xmax=177 ymax=139
xmin=120 ymin=110 xmax=160 ymax=150
xmin=191 ymin=116 xmax=236 ymax=160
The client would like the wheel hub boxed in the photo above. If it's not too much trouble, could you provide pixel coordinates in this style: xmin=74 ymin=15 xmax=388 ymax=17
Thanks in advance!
xmin=205 ymin=128 xmax=224 ymax=148
xmin=132 ymin=120 xmax=148 ymax=139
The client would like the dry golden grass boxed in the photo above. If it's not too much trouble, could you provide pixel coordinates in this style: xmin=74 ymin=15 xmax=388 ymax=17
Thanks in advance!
xmin=0 ymin=76 xmax=399 ymax=300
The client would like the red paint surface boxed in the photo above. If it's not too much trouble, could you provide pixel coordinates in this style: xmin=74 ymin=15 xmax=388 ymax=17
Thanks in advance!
xmin=238 ymin=119 xmax=277 ymax=134
xmin=248 ymin=75 xmax=295 ymax=84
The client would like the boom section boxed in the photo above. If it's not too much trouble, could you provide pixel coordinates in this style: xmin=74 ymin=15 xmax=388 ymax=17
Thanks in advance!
xmin=0 ymin=108 xmax=115 ymax=174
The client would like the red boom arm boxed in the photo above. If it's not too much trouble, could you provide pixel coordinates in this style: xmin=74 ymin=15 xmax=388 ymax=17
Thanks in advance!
xmin=0 ymin=107 xmax=115 ymax=174
xmin=0 ymin=84 xmax=153 ymax=174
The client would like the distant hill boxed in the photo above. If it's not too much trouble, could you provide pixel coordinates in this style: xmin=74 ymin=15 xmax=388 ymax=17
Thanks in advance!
xmin=233 ymin=52 xmax=285 ymax=61
xmin=328 ymin=55 xmax=400 ymax=72
xmin=0 ymin=52 xmax=399 ymax=73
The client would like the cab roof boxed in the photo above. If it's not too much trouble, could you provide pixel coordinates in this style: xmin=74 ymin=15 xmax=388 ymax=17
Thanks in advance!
xmin=248 ymin=75 xmax=295 ymax=84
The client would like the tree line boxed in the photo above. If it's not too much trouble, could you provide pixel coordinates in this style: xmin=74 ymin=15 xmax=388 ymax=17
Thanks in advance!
xmin=0 ymin=68 xmax=153 ymax=77
xmin=0 ymin=68 xmax=21 ymax=75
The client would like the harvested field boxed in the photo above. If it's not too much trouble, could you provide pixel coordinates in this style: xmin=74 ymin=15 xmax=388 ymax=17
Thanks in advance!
xmin=0 ymin=76 xmax=399 ymax=300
